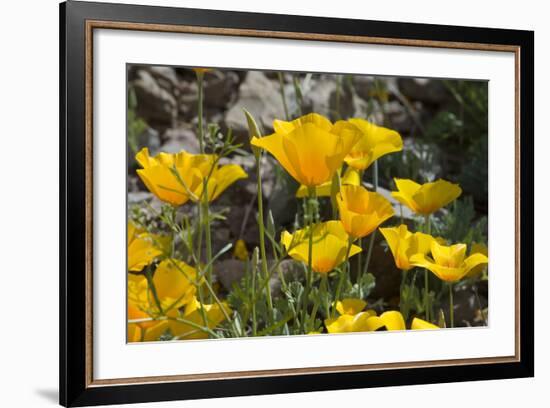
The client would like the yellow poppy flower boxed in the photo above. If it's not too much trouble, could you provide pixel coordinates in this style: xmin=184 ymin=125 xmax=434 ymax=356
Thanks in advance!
xmin=411 ymin=317 xmax=440 ymax=330
xmin=196 ymin=164 xmax=249 ymax=203
xmin=344 ymin=118 xmax=403 ymax=170
xmin=127 ymin=223 xmax=163 ymax=272
xmin=281 ymin=221 xmax=362 ymax=274
xmin=379 ymin=224 xmax=435 ymax=271
xmin=166 ymin=296 xmax=231 ymax=340
xmin=466 ymin=242 xmax=489 ymax=278
xmin=135 ymin=148 xmax=247 ymax=206
xmin=128 ymin=259 xmax=197 ymax=317
xmin=295 ymin=167 xmax=360 ymax=198
xmin=153 ymin=259 xmax=197 ymax=308
xmin=337 ymin=185 xmax=394 ymax=239
xmin=325 ymin=309 xmax=440 ymax=334
xmin=251 ymin=113 xmax=361 ymax=187
xmin=233 ymin=239 xmax=249 ymax=261
xmin=127 ymin=323 xmax=143 ymax=342
xmin=325 ymin=309 xmax=377 ymax=333
xmin=335 ymin=298 xmax=367 ymax=315
xmin=410 ymin=241 xmax=489 ymax=282
xmin=127 ymin=302 xmax=172 ymax=342
xmin=391 ymin=178 xmax=462 ymax=215
xmin=364 ymin=310 xmax=407 ymax=331
xmin=127 ymin=273 xmax=169 ymax=342
xmin=135 ymin=298 xmax=231 ymax=341
xmin=193 ymin=68 xmax=212 ymax=75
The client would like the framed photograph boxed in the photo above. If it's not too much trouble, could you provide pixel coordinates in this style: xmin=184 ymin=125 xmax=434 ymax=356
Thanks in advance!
xmin=60 ymin=1 xmax=534 ymax=406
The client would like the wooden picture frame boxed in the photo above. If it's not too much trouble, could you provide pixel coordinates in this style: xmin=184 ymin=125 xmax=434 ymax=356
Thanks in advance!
xmin=60 ymin=1 xmax=534 ymax=406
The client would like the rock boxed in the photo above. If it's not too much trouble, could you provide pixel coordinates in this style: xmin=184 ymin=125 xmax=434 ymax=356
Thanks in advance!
xmin=440 ymin=282 xmax=488 ymax=327
xmin=178 ymin=71 xmax=240 ymax=122
xmin=204 ymin=70 xmax=239 ymax=109
xmin=127 ymin=127 xmax=160 ymax=171
xmin=384 ymin=100 xmax=415 ymax=134
xmin=304 ymin=78 xmax=336 ymax=118
xmin=397 ymin=78 xmax=451 ymax=105
xmin=277 ymin=259 xmax=304 ymax=282
xmin=215 ymin=259 xmax=246 ymax=291
xmin=267 ymin=170 xmax=299 ymax=229
xmin=148 ymin=66 xmax=180 ymax=93
xmin=133 ymin=69 xmax=177 ymax=127
xmin=224 ymin=72 xmax=286 ymax=140
xmin=128 ymin=191 xmax=153 ymax=204
xmin=159 ymin=127 xmax=200 ymax=153
xmin=213 ymin=259 xmax=296 ymax=296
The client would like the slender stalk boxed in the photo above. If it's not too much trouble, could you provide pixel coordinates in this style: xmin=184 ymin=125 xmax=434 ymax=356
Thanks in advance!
xmin=309 ymin=274 xmax=326 ymax=324
xmin=292 ymin=75 xmax=303 ymax=117
xmin=169 ymin=206 xmax=177 ymax=258
xmin=372 ymin=160 xmax=379 ymax=190
xmin=399 ymin=270 xmax=408 ymax=319
xmin=323 ymin=275 xmax=330 ymax=318
xmin=145 ymin=266 xmax=163 ymax=315
xmin=334 ymin=237 xmax=353 ymax=317
xmin=277 ymin=72 xmax=290 ymax=121
xmin=330 ymin=171 xmax=341 ymax=219
xmin=195 ymin=70 xmax=210 ymax=304
xmin=424 ymin=214 xmax=432 ymax=321
xmin=355 ymin=170 xmax=364 ymax=280
xmin=473 ymin=285 xmax=487 ymax=325
xmin=335 ymin=75 xmax=342 ymax=120
xmin=449 ymin=283 xmax=454 ymax=328
xmin=202 ymin=180 xmax=213 ymax=303
xmin=361 ymin=161 xmax=379 ymax=282
xmin=302 ymin=186 xmax=316 ymax=332
xmin=251 ymin=254 xmax=258 ymax=336
xmin=196 ymin=72 xmax=205 ymax=154
xmin=256 ymin=152 xmax=273 ymax=316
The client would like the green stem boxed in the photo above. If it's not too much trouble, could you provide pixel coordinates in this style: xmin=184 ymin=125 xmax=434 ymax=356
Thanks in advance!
xmin=474 ymin=285 xmax=487 ymax=325
xmin=309 ymin=274 xmax=326 ymax=324
xmin=202 ymin=180 xmax=213 ymax=303
xmin=330 ymin=171 xmax=341 ymax=219
xmin=449 ymin=283 xmax=454 ymax=328
xmin=277 ymin=72 xmax=290 ymax=121
xmin=335 ymin=76 xmax=342 ymax=120
xmin=334 ymin=237 xmax=353 ymax=317
xmin=399 ymin=270 xmax=408 ymax=319
xmin=302 ymin=186 xmax=316 ymax=332
xmin=361 ymin=161 xmax=379 ymax=282
xmin=196 ymin=72 xmax=205 ymax=153
xmin=251 ymin=255 xmax=257 ymax=336
xmin=424 ymin=214 xmax=431 ymax=321
xmin=293 ymin=75 xmax=303 ymax=117
xmin=170 ymin=206 xmax=177 ymax=258
xmin=145 ymin=266 xmax=163 ymax=315
xmin=256 ymin=153 xmax=273 ymax=316
xmin=356 ymin=238 xmax=363 ymax=280
xmin=355 ymin=170 xmax=364 ymax=281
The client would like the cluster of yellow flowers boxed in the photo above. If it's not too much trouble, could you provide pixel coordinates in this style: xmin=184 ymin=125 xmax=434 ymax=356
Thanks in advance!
xmin=135 ymin=148 xmax=247 ymax=207
xmin=251 ymin=112 xmax=488 ymax=332
xmin=127 ymin=69 xmax=489 ymax=340
xmin=127 ymin=146 xmax=246 ymax=341
xmin=324 ymin=299 xmax=438 ymax=333
xmin=128 ymin=224 xmax=231 ymax=341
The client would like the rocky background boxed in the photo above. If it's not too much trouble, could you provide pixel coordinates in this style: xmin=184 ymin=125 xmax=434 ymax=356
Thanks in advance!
xmin=127 ymin=65 xmax=489 ymax=327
